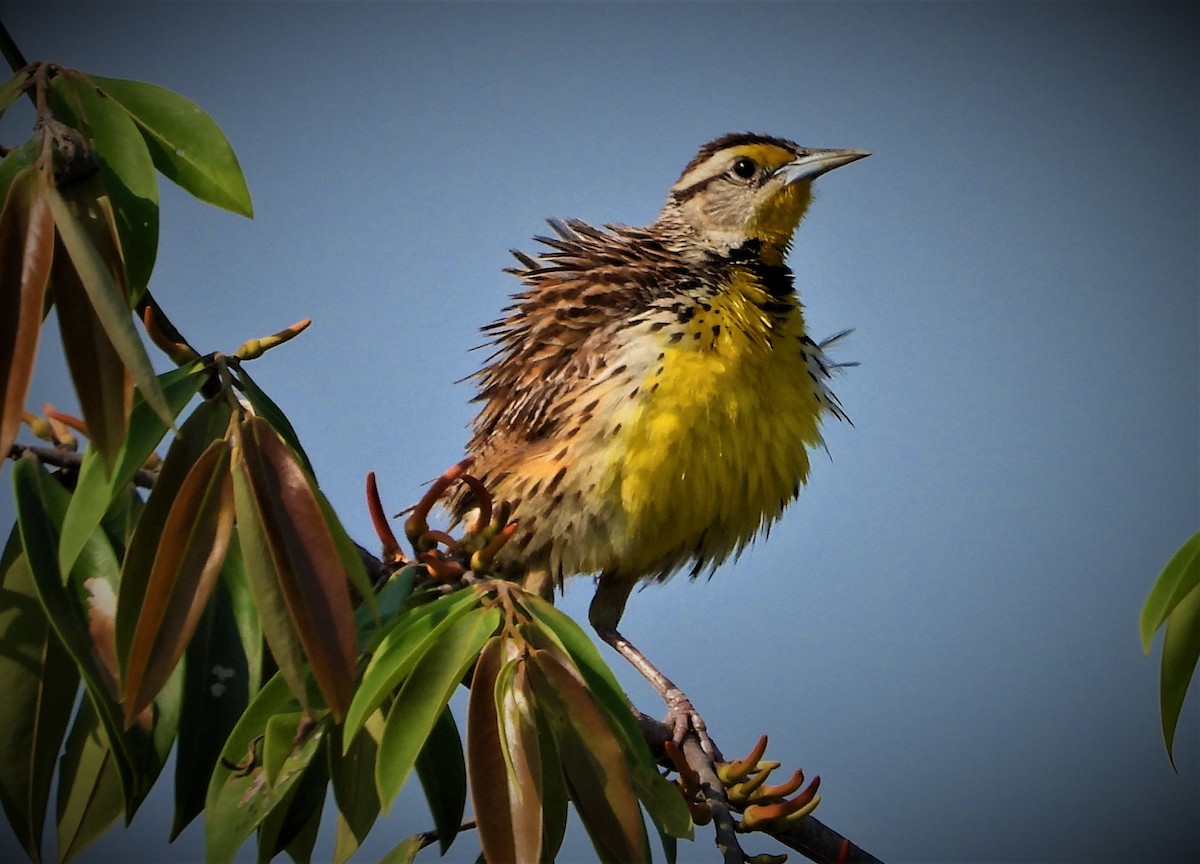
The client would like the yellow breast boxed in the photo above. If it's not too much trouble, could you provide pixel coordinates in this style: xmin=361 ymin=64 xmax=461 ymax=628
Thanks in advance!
xmin=593 ymin=269 xmax=826 ymax=579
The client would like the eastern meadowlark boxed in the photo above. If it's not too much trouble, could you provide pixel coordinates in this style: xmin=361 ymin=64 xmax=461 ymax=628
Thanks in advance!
xmin=454 ymin=132 xmax=867 ymax=749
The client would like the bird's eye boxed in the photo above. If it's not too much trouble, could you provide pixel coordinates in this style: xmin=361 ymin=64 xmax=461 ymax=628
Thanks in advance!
xmin=731 ymin=157 xmax=757 ymax=180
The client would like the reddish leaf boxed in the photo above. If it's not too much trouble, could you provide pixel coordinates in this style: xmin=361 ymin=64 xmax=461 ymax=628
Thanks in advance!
xmin=468 ymin=637 xmax=513 ymax=863
xmin=528 ymin=647 xmax=648 ymax=864
xmin=234 ymin=414 xmax=356 ymax=721
xmin=0 ymin=170 xmax=52 ymax=459
xmin=45 ymin=185 xmax=172 ymax=433
xmin=48 ymin=183 xmax=132 ymax=471
xmin=469 ymin=636 xmax=544 ymax=864
xmin=122 ymin=437 xmax=234 ymax=725
xmin=116 ymin=398 xmax=233 ymax=676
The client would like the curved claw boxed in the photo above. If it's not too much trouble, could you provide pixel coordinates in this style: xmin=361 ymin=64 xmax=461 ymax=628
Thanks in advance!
xmin=665 ymin=689 xmax=714 ymax=756
xmin=404 ymin=458 xmax=474 ymax=550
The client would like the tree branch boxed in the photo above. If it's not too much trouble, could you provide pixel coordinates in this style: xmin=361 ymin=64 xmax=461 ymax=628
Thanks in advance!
xmin=6 ymin=442 xmax=159 ymax=488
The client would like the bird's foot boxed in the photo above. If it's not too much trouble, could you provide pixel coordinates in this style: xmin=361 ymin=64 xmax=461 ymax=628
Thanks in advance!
xmin=664 ymin=687 xmax=715 ymax=757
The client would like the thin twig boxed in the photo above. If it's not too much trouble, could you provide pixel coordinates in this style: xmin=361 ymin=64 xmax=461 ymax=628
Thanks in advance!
xmin=7 ymin=442 xmax=158 ymax=488
xmin=636 ymin=711 xmax=884 ymax=864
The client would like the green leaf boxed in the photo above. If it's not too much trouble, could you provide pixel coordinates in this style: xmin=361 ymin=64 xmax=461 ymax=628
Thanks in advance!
xmin=221 ymin=537 xmax=263 ymax=697
xmin=344 ymin=587 xmax=485 ymax=744
xmin=1160 ymin=578 xmax=1200 ymax=769
xmin=55 ymin=696 xmax=123 ymax=864
xmin=233 ymin=365 xmax=314 ymax=476
xmin=330 ymin=714 xmax=383 ymax=864
xmin=204 ymin=674 xmax=323 ymax=863
xmin=0 ymin=528 xmax=80 ymax=863
xmin=524 ymin=595 xmax=690 ymax=840
xmin=375 ymin=604 xmax=501 ymax=808
xmin=1140 ymin=531 xmax=1200 ymax=653
xmin=0 ymin=70 xmax=31 ymax=122
xmin=414 ymin=707 xmax=466 ymax=855
xmin=59 ymin=362 xmax=204 ymax=575
xmin=232 ymin=452 xmax=310 ymax=714
xmin=0 ymin=140 xmax=39 ymax=211
xmin=527 ymin=647 xmax=649 ymax=864
xmin=257 ymin=746 xmax=328 ymax=864
xmin=44 ymin=186 xmax=173 ymax=428
xmin=172 ymin=574 xmax=251 ymax=839
xmin=469 ymin=636 xmax=541 ymax=864
xmin=0 ymin=168 xmax=52 ymax=461
xmin=378 ymin=835 xmax=423 ymax=864
xmin=116 ymin=397 xmax=232 ymax=679
xmin=87 ymin=75 xmax=252 ymax=217
xmin=317 ymin=486 xmax=376 ymax=618
xmin=354 ymin=564 xmax=417 ymax=653
xmin=49 ymin=70 xmax=160 ymax=302
xmin=534 ymin=694 xmax=569 ymax=864
xmin=121 ymin=437 xmax=234 ymax=723
xmin=12 ymin=455 xmax=157 ymax=817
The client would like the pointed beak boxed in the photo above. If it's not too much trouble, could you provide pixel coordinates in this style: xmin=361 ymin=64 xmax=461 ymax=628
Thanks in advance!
xmin=777 ymin=148 xmax=870 ymax=184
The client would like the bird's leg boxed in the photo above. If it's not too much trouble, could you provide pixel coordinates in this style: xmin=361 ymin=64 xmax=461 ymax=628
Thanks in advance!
xmin=589 ymin=574 xmax=716 ymax=756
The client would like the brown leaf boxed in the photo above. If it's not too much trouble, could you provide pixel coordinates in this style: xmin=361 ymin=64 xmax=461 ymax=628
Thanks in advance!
xmin=235 ymin=414 xmax=356 ymax=721
xmin=528 ymin=647 xmax=647 ymax=864
xmin=50 ymin=183 xmax=132 ymax=471
xmin=468 ymin=636 xmax=544 ymax=864
xmin=0 ymin=170 xmax=52 ymax=458
xmin=122 ymin=437 xmax=234 ymax=726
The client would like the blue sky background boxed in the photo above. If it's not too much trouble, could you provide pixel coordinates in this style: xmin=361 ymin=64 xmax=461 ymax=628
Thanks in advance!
xmin=1 ymin=3 xmax=1197 ymax=862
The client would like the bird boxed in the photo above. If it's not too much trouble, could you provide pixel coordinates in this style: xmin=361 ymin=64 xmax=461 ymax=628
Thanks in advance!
xmin=453 ymin=132 xmax=867 ymax=749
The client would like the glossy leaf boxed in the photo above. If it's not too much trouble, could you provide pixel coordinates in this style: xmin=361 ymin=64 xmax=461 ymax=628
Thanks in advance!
xmin=524 ymin=595 xmax=692 ymax=840
xmin=45 ymin=185 xmax=172 ymax=429
xmin=122 ymin=437 xmax=234 ymax=724
xmin=172 ymin=574 xmax=251 ymax=839
xmin=257 ymin=741 xmax=328 ymax=864
xmin=1160 ymin=578 xmax=1200 ymax=768
xmin=87 ymin=75 xmax=252 ymax=217
xmin=378 ymin=835 xmax=423 ymax=864
xmin=55 ymin=696 xmax=123 ymax=864
xmin=233 ymin=414 xmax=357 ymax=720
xmin=58 ymin=362 xmax=204 ymax=575
xmin=375 ymin=604 xmax=501 ymax=808
xmin=414 ymin=707 xmax=467 ymax=856
xmin=345 ymin=586 xmax=486 ymax=744
xmin=232 ymin=451 xmax=309 ymax=713
xmin=204 ymin=675 xmax=322 ymax=863
xmin=1140 ymin=530 xmax=1200 ymax=653
xmin=317 ymin=486 xmax=376 ymax=617
xmin=12 ymin=456 xmax=157 ymax=815
xmin=233 ymin=364 xmax=314 ymax=476
xmin=534 ymin=695 xmax=570 ymax=864
xmin=220 ymin=537 xmax=263 ymax=697
xmin=528 ymin=647 xmax=649 ymax=864
xmin=116 ymin=398 xmax=232 ymax=679
xmin=0 ymin=168 xmax=52 ymax=460
xmin=354 ymin=564 xmax=417 ymax=653
xmin=47 ymin=187 xmax=133 ymax=469
xmin=330 ymin=713 xmax=384 ymax=864
xmin=469 ymin=636 xmax=542 ymax=864
xmin=49 ymin=70 xmax=160 ymax=302
xmin=0 ymin=529 xmax=80 ymax=863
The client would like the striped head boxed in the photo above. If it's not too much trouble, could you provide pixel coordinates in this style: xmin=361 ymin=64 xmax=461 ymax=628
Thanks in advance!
xmin=657 ymin=133 xmax=868 ymax=265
